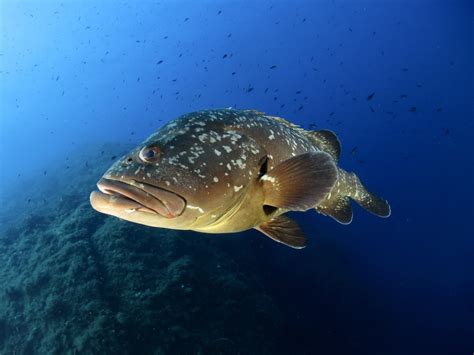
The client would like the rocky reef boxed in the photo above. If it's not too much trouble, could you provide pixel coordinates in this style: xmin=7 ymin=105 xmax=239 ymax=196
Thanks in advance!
xmin=0 ymin=144 xmax=281 ymax=354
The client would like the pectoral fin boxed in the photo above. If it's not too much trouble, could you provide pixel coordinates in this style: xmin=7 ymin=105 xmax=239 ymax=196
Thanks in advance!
xmin=255 ymin=215 xmax=307 ymax=249
xmin=261 ymin=151 xmax=338 ymax=211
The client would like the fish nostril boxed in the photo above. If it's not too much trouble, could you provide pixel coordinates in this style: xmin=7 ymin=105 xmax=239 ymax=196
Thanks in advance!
xmin=121 ymin=157 xmax=133 ymax=167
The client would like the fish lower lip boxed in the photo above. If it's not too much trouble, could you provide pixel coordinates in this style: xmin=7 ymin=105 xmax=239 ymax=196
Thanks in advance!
xmin=90 ymin=190 xmax=156 ymax=215
xmin=94 ymin=178 xmax=186 ymax=218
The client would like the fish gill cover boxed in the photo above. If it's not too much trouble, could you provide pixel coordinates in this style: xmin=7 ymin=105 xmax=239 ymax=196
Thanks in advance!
xmin=0 ymin=1 xmax=473 ymax=355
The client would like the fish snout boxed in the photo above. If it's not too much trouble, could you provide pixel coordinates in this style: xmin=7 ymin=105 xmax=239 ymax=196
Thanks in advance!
xmin=93 ymin=178 xmax=186 ymax=218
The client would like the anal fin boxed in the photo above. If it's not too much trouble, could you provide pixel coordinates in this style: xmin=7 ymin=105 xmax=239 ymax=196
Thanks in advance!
xmin=255 ymin=215 xmax=307 ymax=249
xmin=316 ymin=194 xmax=353 ymax=224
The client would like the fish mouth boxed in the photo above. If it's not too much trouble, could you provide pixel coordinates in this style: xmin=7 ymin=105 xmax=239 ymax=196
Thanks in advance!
xmin=90 ymin=178 xmax=186 ymax=219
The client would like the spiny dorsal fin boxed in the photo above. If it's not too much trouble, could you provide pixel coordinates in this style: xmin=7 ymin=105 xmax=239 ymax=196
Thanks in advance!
xmin=255 ymin=215 xmax=307 ymax=249
xmin=261 ymin=151 xmax=338 ymax=211
xmin=306 ymin=130 xmax=341 ymax=162
xmin=316 ymin=194 xmax=353 ymax=225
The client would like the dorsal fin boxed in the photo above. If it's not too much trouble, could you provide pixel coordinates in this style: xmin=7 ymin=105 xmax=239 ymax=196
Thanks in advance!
xmin=306 ymin=130 xmax=341 ymax=162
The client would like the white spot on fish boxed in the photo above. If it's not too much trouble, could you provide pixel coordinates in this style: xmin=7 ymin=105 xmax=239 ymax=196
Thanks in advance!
xmin=261 ymin=175 xmax=276 ymax=183
xmin=236 ymin=159 xmax=246 ymax=169
xmin=187 ymin=205 xmax=204 ymax=213
xmin=198 ymin=134 xmax=208 ymax=143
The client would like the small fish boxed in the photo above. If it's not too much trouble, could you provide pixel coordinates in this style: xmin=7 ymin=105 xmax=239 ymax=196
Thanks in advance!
xmin=366 ymin=92 xmax=375 ymax=101
xmin=90 ymin=109 xmax=390 ymax=249
xmin=409 ymin=106 xmax=417 ymax=112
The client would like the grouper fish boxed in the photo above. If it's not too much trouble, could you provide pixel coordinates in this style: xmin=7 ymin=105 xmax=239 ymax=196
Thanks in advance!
xmin=90 ymin=109 xmax=390 ymax=249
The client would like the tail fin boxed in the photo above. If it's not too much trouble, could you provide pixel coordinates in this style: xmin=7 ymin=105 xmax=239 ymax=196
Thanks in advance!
xmin=316 ymin=168 xmax=391 ymax=223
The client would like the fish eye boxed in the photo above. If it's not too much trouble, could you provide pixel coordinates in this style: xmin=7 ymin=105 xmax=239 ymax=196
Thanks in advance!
xmin=139 ymin=146 xmax=161 ymax=162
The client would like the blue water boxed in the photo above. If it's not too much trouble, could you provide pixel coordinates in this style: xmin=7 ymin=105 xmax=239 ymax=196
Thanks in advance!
xmin=1 ymin=1 xmax=473 ymax=354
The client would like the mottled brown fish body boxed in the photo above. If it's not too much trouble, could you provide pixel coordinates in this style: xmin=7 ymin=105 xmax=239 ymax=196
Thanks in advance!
xmin=194 ymin=178 xmax=270 ymax=233
xmin=90 ymin=109 xmax=390 ymax=249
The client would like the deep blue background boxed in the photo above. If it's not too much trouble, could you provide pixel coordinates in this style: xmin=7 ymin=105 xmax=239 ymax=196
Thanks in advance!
xmin=1 ymin=1 xmax=473 ymax=354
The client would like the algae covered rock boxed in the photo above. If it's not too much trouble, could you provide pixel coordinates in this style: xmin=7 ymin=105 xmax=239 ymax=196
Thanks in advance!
xmin=0 ymin=144 xmax=281 ymax=354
